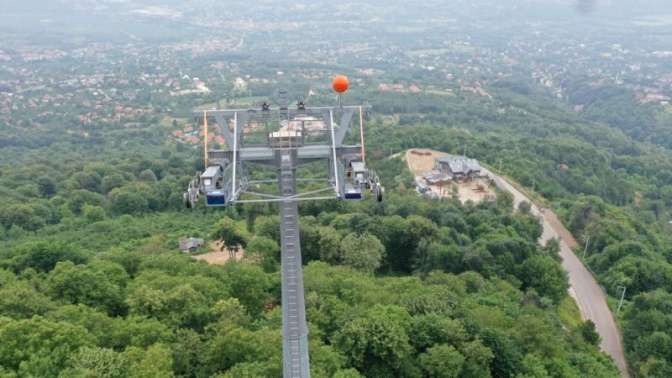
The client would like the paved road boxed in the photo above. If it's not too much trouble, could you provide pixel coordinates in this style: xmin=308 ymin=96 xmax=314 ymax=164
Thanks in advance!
xmin=483 ymin=168 xmax=629 ymax=377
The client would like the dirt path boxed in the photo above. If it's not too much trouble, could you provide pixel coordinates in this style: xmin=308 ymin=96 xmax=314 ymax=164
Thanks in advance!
xmin=483 ymin=167 xmax=629 ymax=377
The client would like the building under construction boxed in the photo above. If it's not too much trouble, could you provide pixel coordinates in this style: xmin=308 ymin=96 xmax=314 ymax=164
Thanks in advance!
xmin=434 ymin=155 xmax=482 ymax=180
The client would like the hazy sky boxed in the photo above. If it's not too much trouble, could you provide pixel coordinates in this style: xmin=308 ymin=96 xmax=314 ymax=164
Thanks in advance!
xmin=1 ymin=0 xmax=671 ymax=45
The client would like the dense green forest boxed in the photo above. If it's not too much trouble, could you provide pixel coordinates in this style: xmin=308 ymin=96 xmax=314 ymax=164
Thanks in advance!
xmin=4 ymin=0 xmax=672 ymax=375
xmin=0 ymin=178 xmax=616 ymax=376
xmin=0 ymin=107 xmax=621 ymax=376
xmin=366 ymin=83 xmax=672 ymax=377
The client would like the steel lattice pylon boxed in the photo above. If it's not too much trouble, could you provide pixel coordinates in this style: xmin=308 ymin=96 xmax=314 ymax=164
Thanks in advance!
xmin=183 ymin=104 xmax=383 ymax=377
xmin=278 ymin=150 xmax=310 ymax=377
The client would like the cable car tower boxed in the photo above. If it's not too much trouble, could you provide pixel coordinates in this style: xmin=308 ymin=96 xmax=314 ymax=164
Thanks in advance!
xmin=183 ymin=77 xmax=383 ymax=378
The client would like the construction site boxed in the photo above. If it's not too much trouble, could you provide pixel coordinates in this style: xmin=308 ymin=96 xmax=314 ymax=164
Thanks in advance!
xmin=405 ymin=149 xmax=496 ymax=204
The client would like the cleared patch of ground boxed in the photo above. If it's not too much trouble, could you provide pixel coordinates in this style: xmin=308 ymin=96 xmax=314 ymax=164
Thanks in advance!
xmin=452 ymin=178 xmax=496 ymax=204
xmin=405 ymin=149 xmax=496 ymax=204
xmin=405 ymin=148 xmax=447 ymax=175
xmin=191 ymin=241 xmax=244 ymax=265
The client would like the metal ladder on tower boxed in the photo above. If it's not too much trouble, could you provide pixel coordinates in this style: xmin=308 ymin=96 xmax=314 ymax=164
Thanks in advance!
xmin=279 ymin=150 xmax=310 ymax=378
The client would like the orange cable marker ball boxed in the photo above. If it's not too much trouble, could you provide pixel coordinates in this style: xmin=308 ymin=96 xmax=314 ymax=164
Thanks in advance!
xmin=332 ymin=75 xmax=349 ymax=93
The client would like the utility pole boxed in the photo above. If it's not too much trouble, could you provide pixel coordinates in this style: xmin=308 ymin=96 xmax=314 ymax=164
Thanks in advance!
xmin=617 ymin=285 xmax=627 ymax=314
xmin=582 ymin=234 xmax=590 ymax=259
xmin=498 ymin=158 xmax=503 ymax=173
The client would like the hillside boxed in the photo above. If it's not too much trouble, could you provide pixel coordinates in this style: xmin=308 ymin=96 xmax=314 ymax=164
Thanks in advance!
xmin=3 ymin=77 xmax=670 ymax=376
xmin=0 ymin=177 xmax=619 ymax=377
xmin=0 ymin=82 xmax=663 ymax=377
xmin=3 ymin=1 xmax=672 ymax=376
xmin=0 ymin=113 xmax=620 ymax=376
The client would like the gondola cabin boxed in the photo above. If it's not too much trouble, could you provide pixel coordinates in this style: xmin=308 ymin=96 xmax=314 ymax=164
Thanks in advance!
xmin=344 ymin=185 xmax=363 ymax=200
xmin=350 ymin=161 xmax=368 ymax=187
xmin=201 ymin=165 xmax=227 ymax=206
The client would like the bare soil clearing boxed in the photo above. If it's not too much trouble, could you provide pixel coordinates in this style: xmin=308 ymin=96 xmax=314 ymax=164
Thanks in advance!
xmin=191 ymin=241 xmax=244 ymax=265
xmin=453 ymin=178 xmax=496 ymax=204
xmin=405 ymin=149 xmax=495 ymax=204
xmin=405 ymin=148 xmax=447 ymax=175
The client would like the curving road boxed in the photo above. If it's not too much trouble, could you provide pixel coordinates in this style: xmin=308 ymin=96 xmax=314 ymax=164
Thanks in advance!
xmin=483 ymin=168 xmax=629 ymax=377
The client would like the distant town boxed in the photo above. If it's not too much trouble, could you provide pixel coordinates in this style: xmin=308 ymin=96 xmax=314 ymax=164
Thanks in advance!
xmin=1 ymin=1 xmax=670 ymax=140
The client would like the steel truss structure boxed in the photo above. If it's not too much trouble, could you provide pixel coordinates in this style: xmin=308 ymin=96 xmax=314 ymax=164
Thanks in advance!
xmin=183 ymin=103 xmax=383 ymax=378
